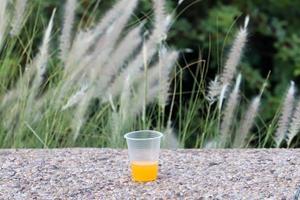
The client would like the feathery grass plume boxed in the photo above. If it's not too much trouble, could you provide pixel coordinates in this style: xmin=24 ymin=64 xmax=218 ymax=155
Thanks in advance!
xmin=110 ymin=111 xmax=121 ymax=147
xmin=274 ymin=81 xmax=296 ymax=147
xmin=9 ymin=8 xmax=56 ymax=122
xmin=207 ymin=16 xmax=249 ymax=102
xmin=92 ymin=0 xmax=129 ymax=36
xmin=72 ymin=88 xmax=93 ymax=141
xmin=62 ymin=0 xmax=138 ymax=98
xmin=128 ymin=50 xmax=177 ymax=119
xmin=206 ymin=76 xmax=220 ymax=104
xmin=141 ymin=37 xmax=148 ymax=124
xmin=100 ymin=25 xmax=143 ymax=91
xmin=153 ymin=0 xmax=168 ymax=40
xmin=0 ymin=0 xmax=8 ymax=49
xmin=57 ymin=0 xmax=138 ymax=106
xmin=219 ymin=16 xmax=249 ymax=88
xmin=108 ymin=76 xmax=131 ymax=147
xmin=287 ymin=100 xmax=300 ymax=146
xmin=218 ymin=84 xmax=228 ymax=111
xmin=131 ymin=50 xmax=177 ymax=96
xmin=31 ymin=9 xmax=56 ymax=94
xmin=62 ymin=84 xmax=88 ymax=110
xmin=219 ymin=74 xmax=242 ymax=147
xmin=129 ymin=82 xmax=160 ymax=119
xmin=125 ymin=50 xmax=178 ymax=119
xmin=63 ymin=0 xmax=132 ymax=76
xmin=233 ymin=95 xmax=261 ymax=148
xmin=68 ymin=0 xmax=170 ymax=141
xmin=113 ymin=76 xmax=133 ymax=145
xmin=59 ymin=0 xmax=77 ymax=63
xmin=163 ymin=120 xmax=179 ymax=150
xmin=10 ymin=0 xmax=28 ymax=36
xmin=67 ymin=25 xmax=143 ymax=106
xmin=119 ymin=76 xmax=131 ymax=122
xmin=90 ymin=0 xmax=138 ymax=62
xmin=63 ymin=0 xmax=128 ymax=67
xmin=16 ymin=10 xmax=57 ymax=132
xmin=157 ymin=48 xmax=178 ymax=108
xmin=61 ymin=31 xmax=97 ymax=92
xmin=105 ymin=33 xmax=158 ymax=99
xmin=87 ymin=0 xmax=138 ymax=83
xmin=105 ymin=0 xmax=170 ymax=99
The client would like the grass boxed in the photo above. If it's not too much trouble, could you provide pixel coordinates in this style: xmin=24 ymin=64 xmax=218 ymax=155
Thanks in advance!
xmin=0 ymin=0 xmax=300 ymax=149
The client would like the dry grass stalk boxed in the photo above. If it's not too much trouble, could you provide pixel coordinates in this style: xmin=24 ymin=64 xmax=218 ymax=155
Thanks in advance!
xmin=59 ymin=0 xmax=77 ymax=62
xmin=0 ymin=0 xmax=8 ymax=48
xmin=275 ymin=81 xmax=295 ymax=147
xmin=207 ymin=16 xmax=249 ymax=103
xmin=287 ymin=98 xmax=300 ymax=146
xmin=163 ymin=120 xmax=179 ymax=149
xmin=10 ymin=0 xmax=28 ymax=36
xmin=220 ymin=74 xmax=241 ymax=147
xmin=233 ymin=95 xmax=261 ymax=148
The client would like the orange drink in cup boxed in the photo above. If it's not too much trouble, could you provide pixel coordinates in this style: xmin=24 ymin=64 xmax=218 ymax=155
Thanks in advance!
xmin=124 ymin=130 xmax=163 ymax=182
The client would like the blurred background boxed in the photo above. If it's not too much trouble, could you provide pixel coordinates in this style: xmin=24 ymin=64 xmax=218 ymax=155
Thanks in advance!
xmin=32 ymin=0 xmax=300 ymax=122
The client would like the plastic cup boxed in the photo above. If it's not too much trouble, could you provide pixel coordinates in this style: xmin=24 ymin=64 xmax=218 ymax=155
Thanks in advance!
xmin=124 ymin=130 xmax=163 ymax=182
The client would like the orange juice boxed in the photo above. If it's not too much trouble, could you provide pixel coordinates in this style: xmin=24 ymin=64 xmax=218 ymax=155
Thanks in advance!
xmin=130 ymin=161 xmax=158 ymax=182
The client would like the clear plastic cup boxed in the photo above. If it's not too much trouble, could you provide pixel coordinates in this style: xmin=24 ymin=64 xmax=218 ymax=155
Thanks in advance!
xmin=124 ymin=130 xmax=163 ymax=182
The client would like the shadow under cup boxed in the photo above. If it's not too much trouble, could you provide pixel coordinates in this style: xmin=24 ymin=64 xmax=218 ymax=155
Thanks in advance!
xmin=124 ymin=130 xmax=163 ymax=182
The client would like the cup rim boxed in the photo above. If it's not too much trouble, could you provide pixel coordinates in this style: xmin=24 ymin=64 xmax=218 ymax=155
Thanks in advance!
xmin=124 ymin=130 xmax=163 ymax=141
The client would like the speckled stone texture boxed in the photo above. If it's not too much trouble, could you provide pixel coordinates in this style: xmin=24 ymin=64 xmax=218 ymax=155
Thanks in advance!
xmin=0 ymin=149 xmax=300 ymax=199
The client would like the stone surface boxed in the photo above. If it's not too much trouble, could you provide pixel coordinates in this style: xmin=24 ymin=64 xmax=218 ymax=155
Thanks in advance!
xmin=0 ymin=149 xmax=300 ymax=199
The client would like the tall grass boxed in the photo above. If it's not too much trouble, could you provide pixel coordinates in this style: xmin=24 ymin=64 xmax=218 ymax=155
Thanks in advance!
xmin=0 ymin=0 xmax=177 ymax=148
xmin=0 ymin=0 xmax=299 ymax=148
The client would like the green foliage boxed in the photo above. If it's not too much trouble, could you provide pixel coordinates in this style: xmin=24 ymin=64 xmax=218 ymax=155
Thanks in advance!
xmin=166 ymin=0 xmax=300 ymax=124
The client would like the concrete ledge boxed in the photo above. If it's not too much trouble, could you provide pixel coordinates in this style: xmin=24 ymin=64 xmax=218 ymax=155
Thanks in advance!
xmin=1 ymin=149 xmax=300 ymax=199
